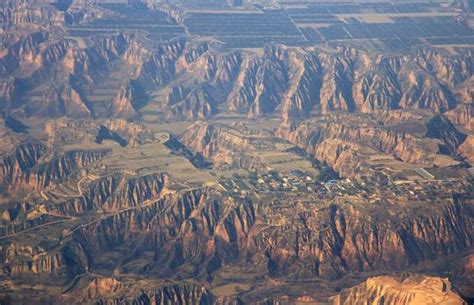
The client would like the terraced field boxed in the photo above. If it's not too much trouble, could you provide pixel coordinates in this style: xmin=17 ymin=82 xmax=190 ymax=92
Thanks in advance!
xmin=64 ymin=1 xmax=474 ymax=51
xmin=67 ymin=3 xmax=185 ymax=42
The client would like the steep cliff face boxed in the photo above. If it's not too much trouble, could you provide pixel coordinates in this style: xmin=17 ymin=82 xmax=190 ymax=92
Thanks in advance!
xmin=352 ymin=70 xmax=400 ymax=114
xmin=425 ymin=114 xmax=466 ymax=154
xmin=61 ymin=33 xmax=139 ymax=94
xmin=23 ymin=182 xmax=250 ymax=279
xmin=0 ymin=173 xmax=166 ymax=243
xmin=0 ymin=32 xmax=46 ymax=74
xmin=176 ymin=112 xmax=467 ymax=177
xmin=445 ymin=104 xmax=473 ymax=131
xmin=4 ymin=242 xmax=88 ymax=276
xmin=28 ymin=83 xmax=92 ymax=118
xmin=63 ymin=276 xmax=214 ymax=305
xmin=33 ymin=149 xmax=109 ymax=189
xmin=455 ymin=0 xmax=474 ymax=13
xmin=331 ymin=275 xmax=467 ymax=305
xmin=0 ymin=142 xmax=46 ymax=186
xmin=110 ymin=81 xmax=145 ymax=119
xmin=246 ymin=48 xmax=291 ymax=118
xmin=1 ymin=0 xmax=66 ymax=29
xmin=276 ymin=113 xmax=462 ymax=178
xmin=27 ymin=173 xmax=471 ymax=281
xmin=280 ymin=53 xmax=322 ymax=121
xmin=220 ymin=48 xmax=291 ymax=118
xmin=164 ymin=135 xmax=211 ymax=169
xmin=179 ymin=122 xmax=264 ymax=169
xmin=459 ymin=135 xmax=474 ymax=164
xmin=227 ymin=55 xmax=261 ymax=113
xmin=257 ymin=197 xmax=473 ymax=279
xmin=137 ymin=39 xmax=186 ymax=87
xmin=79 ymin=173 xmax=169 ymax=212
xmin=0 ymin=34 xmax=73 ymax=96
xmin=448 ymin=254 xmax=474 ymax=299
xmin=70 ymin=185 xmax=209 ymax=252
xmin=44 ymin=118 xmax=155 ymax=149
xmin=1 ymin=32 xmax=144 ymax=118
xmin=0 ymin=116 xmax=25 ymax=158
xmin=223 ymin=47 xmax=472 ymax=122
xmin=38 ymin=173 xmax=169 ymax=218
xmin=169 ymin=85 xmax=218 ymax=120
xmin=0 ymin=4 xmax=473 ymax=303
xmin=3 ymin=33 xmax=472 ymax=122
xmin=180 ymin=122 xmax=252 ymax=159
xmin=104 ymin=283 xmax=213 ymax=305
xmin=0 ymin=141 xmax=108 ymax=191
xmin=0 ymin=164 xmax=472 ymax=302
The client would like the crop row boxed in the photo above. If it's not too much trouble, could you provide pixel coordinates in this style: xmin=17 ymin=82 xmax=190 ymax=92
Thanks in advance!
xmin=284 ymin=3 xmax=442 ymax=15
xmin=303 ymin=18 xmax=474 ymax=41
xmin=427 ymin=36 xmax=474 ymax=45
xmin=219 ymin=35 xmax=310 ymax=48
xmin=184 ymin=12 xmax=301 ymax=37
xmin=98 ymin=3 xmax=172 ymax=23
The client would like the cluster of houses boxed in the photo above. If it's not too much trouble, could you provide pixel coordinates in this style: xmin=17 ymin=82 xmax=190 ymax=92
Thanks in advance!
xmin=220 ymin=169 xmax=472 ymax=203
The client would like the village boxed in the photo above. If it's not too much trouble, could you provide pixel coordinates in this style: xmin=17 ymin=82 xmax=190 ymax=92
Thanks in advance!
xmin=220 ymin=169 xmax=473 ymax=205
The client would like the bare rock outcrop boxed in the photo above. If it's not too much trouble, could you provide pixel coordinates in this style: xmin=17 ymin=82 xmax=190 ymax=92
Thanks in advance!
xmin=459 ymin=135 xmax=474 ymax=164
xmin=31 ymin=83 xmax=92 ymax=118
xmin=110 ymin=81 xmax=145 ymax=119
xmin=2 ymin=32 xmax=473 ymax=122
xmin=331 ymin=275 xmax=467 ymax=305
xmin=445 ymin=104 xmax=474 ymax=131
xmin=63 ymin=276 xmax=214 ymax=305
xmin=277 ymin=113 xmax=462 ymax=178
xmin=179 ymin=122 xmax=264 ymax=169
xmin=0 ymin=141 xmax=108 ymax=191
xmin=5 ymin=242 xmax=88 ymax=276
xmin=169 ymin=85 xmax=217 ymax=120
xmin=0 ymin=142 xmax=46 ymax=186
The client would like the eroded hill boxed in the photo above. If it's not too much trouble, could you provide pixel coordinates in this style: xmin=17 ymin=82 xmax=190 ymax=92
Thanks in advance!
xmin=0 ymin=1 xmax=473 ymax=304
